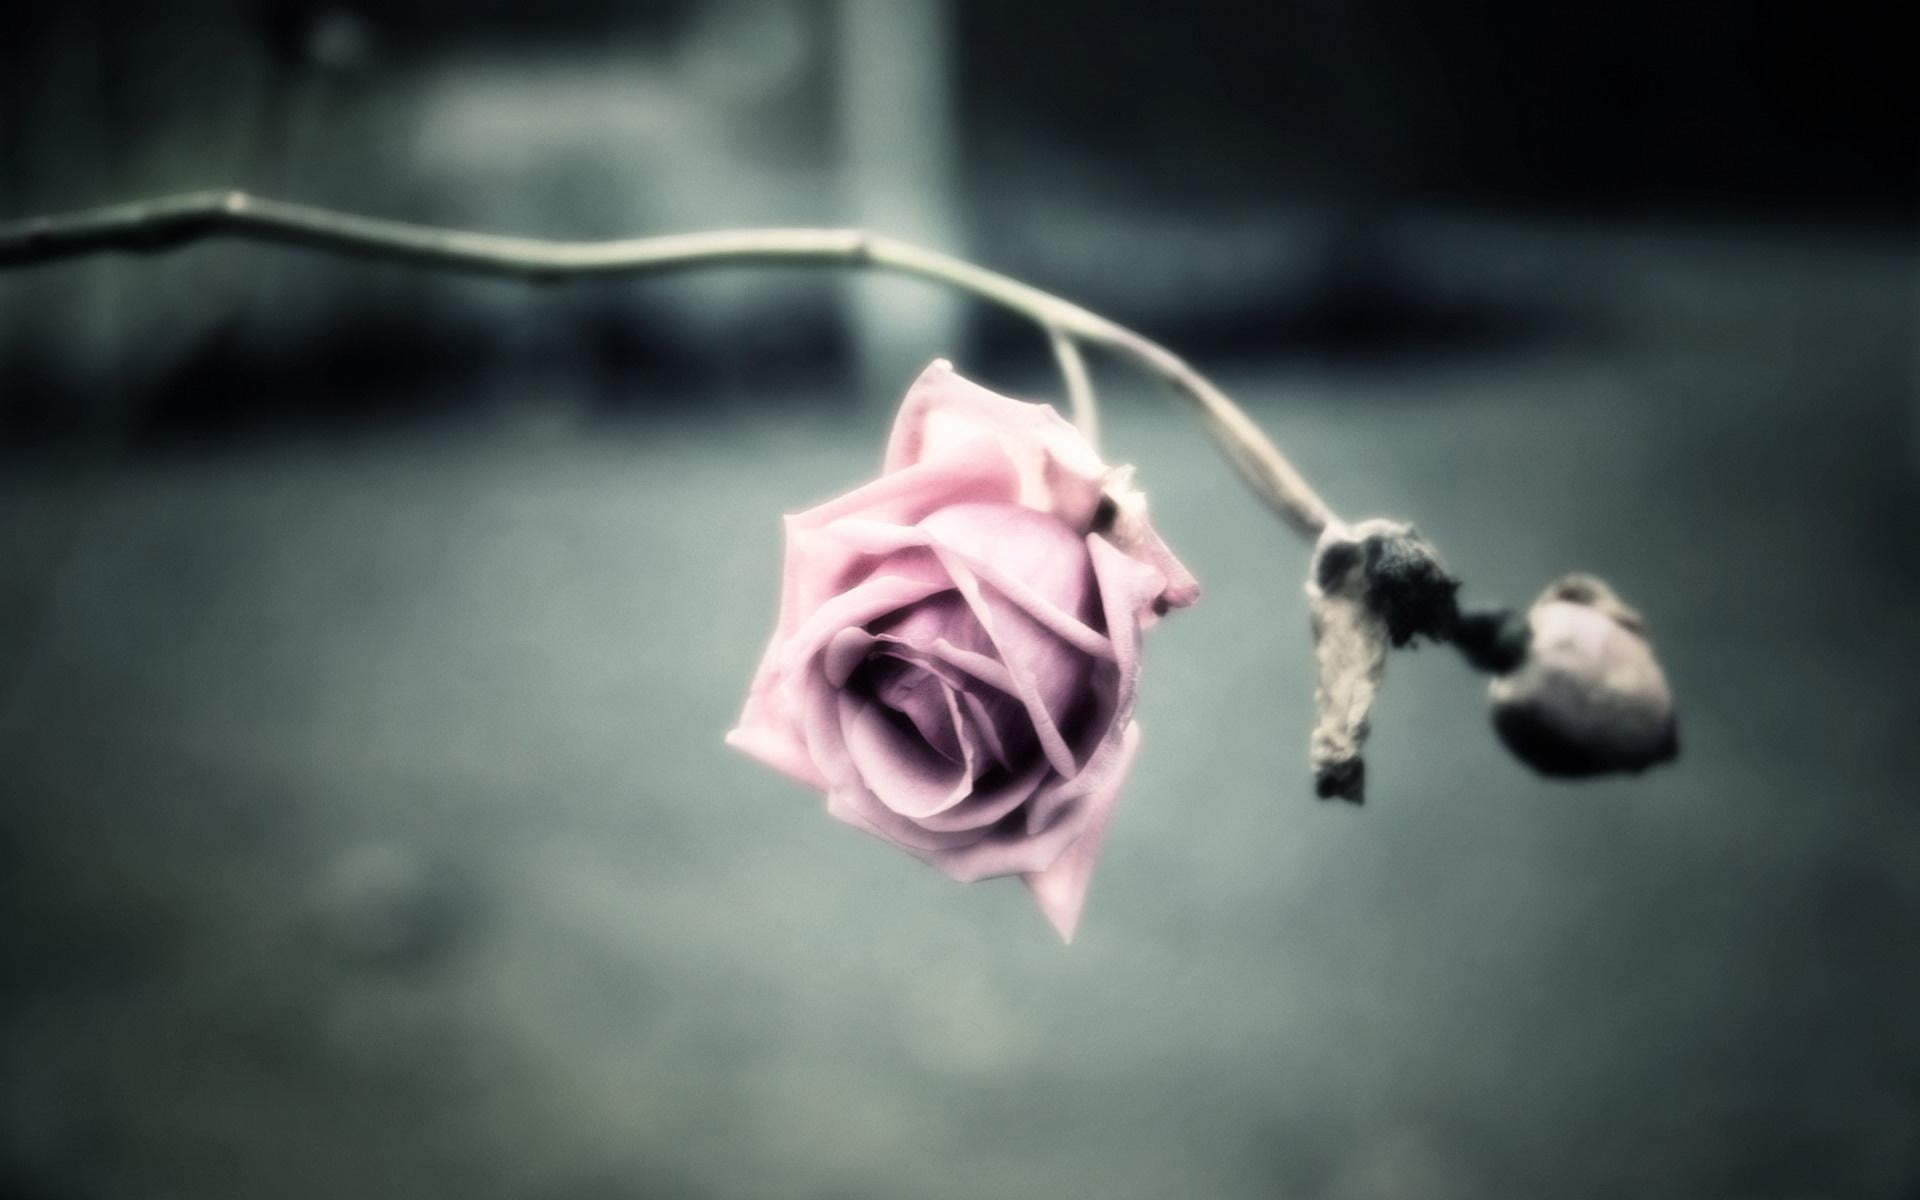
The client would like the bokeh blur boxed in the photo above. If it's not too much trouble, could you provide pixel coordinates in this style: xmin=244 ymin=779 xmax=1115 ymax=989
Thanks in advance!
xmin=2 ymin=3 xmax=1915 ymax=1198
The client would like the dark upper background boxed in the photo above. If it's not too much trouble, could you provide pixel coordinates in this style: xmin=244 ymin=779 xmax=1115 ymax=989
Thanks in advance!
xmin=2 ymin=0 xmax=1911 ymax=436
xmin=2 ymin=4 xmax=1915 ymax=1199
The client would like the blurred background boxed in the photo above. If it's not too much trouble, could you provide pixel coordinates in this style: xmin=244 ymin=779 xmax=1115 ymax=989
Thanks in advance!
xmin=1 ymin=2 xmax=1915 ymax=1197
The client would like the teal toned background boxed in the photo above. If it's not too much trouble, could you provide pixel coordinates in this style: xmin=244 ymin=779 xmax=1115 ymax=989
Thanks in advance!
xmin=3 ymin=4 xmax=1915 ymax=1197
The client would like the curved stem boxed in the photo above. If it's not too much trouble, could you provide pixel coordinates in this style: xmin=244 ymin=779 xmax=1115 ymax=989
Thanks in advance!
xmin=1046 ymin=325 xmax=1098 ymax=447
xmin=0 ymin=190 xmax=1337 ymax=540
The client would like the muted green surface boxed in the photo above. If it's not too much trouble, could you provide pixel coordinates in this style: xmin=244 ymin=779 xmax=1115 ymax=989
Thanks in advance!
xmin=4 ymin=253 xmax=1917 ymax=1198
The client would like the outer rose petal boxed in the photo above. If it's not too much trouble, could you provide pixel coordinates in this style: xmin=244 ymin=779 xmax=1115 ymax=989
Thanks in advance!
xmin=920 ymin=506 xmax=1114 ymax=662
xmin=1021 ymin=533 xmax=1160 ymax=833
xmin=1100 ymin=469 xmax=1201 ymax=617
xmin=769 ymin=429 xmax=1022 ymax=652
xmin=1025 ymin=721 xmax=1142 ymax=942
xmin=886 ymin=360 xmax=1110 ymax=532
xmin=888 ymin=362 xmax=1199 ymax=618
xmin=728 ymin=562 xmax=950 ymax=792
xmin=919 ymin=504 xmax=1108 ymax=696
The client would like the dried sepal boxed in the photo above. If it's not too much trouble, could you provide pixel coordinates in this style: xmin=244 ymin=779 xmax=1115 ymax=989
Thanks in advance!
xmin=1304 ymin=518 xmax=1455 ymax=802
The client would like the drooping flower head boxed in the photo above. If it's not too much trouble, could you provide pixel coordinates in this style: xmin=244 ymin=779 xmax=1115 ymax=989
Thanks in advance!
xmin=728 ymin=361 xmax=1197 ymax=940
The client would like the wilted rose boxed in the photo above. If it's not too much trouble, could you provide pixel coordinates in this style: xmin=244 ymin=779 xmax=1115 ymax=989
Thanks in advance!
xmin=727 ymin=361 xmax=1197 ymax=940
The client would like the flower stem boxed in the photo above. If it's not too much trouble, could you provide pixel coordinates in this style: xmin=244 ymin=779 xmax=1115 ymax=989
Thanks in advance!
xmin=1045 ymin=325 xmax=1098 ymax=447
xmin=0 ymin=190 xmax=1337 ymax=540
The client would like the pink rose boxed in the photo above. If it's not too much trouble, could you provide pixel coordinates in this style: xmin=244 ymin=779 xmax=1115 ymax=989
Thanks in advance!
xmin=728 ymin=361 xmax=1198 ymax=941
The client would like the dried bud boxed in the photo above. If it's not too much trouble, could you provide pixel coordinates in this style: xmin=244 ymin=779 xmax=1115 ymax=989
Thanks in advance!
xmin=1489 ymin=575 xmax=1679 ymax=777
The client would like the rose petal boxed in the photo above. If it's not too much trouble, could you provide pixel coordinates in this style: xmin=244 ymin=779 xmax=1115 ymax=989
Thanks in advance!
xmin=731 ymin=545 xmax=952 ymax=783
xmin=840 ymin=691 xmax=976 ymax=819
xmin=847 ymin=507 xmax=1114 ymax=665
xmin=953 ymin=685 xmax=1013 ymax=772
xmin=934 ymin=550 xmax=1082 ymax=778
xmin=791 ymin=427 xmax=1022 ymax=536
xmin=731 ymin=572 xmax=951 ymax=793
xmin=1100 ymin=472 xmax=1201 ymax=617
xmin=748 ymin=427 xmax=1025 ymax=701
xmin=723 ymin=722 xmax=828 ymax=792
xmin=921 ymin=720 xmax=1141 ymax=910
xmin=808 ymin=673 xmax=987 ymax=854
xmin=869 ymin=597 xmax=1019 ymax=694
xmin=885 ymin=361 xmax=1109 ymax=531
xmin=835 ymin=614 xmax=1036 ymax=779
xmin=871 ymin=585 xmax=1077 ymax=772
xmin=867 ymin=653 xmax=967 ymax=762
xmin=910 ymin=758 xmax=1050 ymax=833
xmin=776 ymin=555 xmax=949 ymax=683
xmin=730 ymin=362 xmax=1198 ymax=941
xmin=1021 ymin=533 xmax=1162 ymax=831
xmin=864 ymin=630 xmax=1026 ymax=757
xmin=925 ymin=544 xmax=1116 ymax=662
xmin=820 ymin=629 xmax=972 ymax=769
xmin=1023 ymin=681 xmax=1125 ymax=834
xmin=918 ymin=637 xmax=1018 ymax=695
xmin=919 ymin=503 xmax=1113 ymax=658
xmin=1122 ymin=522 xmax=1200 ymax=616
xmin=1088 ymin=532 xmax=1160 ymax=710
xmin=1024 ymin=722 xmax=1141 ymax=942
xmin=919 ymin=782 xmax=1097 ymax=883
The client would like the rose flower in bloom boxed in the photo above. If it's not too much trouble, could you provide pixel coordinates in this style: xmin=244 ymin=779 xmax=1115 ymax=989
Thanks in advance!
xmin=728 ymin=361 xmax=1197 ymax=941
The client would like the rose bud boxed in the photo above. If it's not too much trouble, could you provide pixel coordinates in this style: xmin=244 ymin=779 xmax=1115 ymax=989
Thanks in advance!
xmin=728 ymin=361 xmax=1197 ymax=941
xmin=1489 ymin=575 xmax=1679 ymax=777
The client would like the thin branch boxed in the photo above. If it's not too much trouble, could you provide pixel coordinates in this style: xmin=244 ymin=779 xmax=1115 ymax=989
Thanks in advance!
xmin=0 ymin=190 xmax=1337 ymax=540
xmin=1046 ymin=326 xmax=1098 ymax=447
